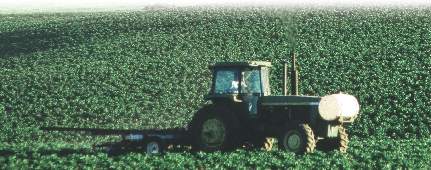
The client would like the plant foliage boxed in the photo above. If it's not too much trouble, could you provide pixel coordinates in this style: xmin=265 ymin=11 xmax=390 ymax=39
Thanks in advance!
xmin=1 ymin=4 xmax=430 ymax=168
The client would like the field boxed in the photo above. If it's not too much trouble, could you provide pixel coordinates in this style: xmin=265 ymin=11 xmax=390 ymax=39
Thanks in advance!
xmin=1 ymin=4 xmax=431 ymax=169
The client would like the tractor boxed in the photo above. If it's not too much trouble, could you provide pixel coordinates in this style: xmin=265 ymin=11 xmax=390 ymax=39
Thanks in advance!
xmin=187 ymin=53 xmax=359 ymax=154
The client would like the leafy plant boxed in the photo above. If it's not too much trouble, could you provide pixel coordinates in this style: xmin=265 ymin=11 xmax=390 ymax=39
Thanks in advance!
xmin=1 ymin=4 xmax=431 ymax=169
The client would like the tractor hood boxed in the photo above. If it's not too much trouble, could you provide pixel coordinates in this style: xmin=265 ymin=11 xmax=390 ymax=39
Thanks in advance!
xmin=261 ymin=95 xmax=321 ymax=106
xmin=262 ymin=93 xmax=360 ymax=122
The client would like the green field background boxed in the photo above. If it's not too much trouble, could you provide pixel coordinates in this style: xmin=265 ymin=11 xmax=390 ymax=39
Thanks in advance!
xmin=1 ymin=5 xmax=431 ymax=169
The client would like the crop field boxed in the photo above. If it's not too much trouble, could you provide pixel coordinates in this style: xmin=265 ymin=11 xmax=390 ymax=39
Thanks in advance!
xmin=1 ymin=4 xmax=431 ymax=169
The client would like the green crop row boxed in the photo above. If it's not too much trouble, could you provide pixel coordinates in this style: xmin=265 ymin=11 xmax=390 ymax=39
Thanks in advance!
xmin=2 ymin=5 xmax=430 ymax=141
xmin=2 ymin=138 xmax=431 ymax=169
xmin=1 ymin=4 xmax=431 ymax=168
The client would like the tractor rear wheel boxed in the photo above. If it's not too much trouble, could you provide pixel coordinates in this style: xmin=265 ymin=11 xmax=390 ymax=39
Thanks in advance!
xmin=278 ymin=122 xmax=315 ymax=155
xmin=316 ymin=126 xmax=349 ymax=153
xmin=189 ymin=104 xmax=241 ymax=152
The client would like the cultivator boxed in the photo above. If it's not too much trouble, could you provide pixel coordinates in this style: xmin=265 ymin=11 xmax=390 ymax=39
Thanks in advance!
xmin=39 ymin=126 xmax=191 ymax=156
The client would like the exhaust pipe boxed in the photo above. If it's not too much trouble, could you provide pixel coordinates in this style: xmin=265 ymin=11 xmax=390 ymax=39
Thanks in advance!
xmin=282 ymin=51 xmax=299 ymax=96
xmin=282 ymin=61 xmax=288 ymax=96
xmin=291 ymin=51 xmax=298 ymax=96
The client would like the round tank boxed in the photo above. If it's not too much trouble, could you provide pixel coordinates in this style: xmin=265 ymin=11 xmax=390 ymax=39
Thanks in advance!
xmin=318 ymin=94 xmax=360 ymax=121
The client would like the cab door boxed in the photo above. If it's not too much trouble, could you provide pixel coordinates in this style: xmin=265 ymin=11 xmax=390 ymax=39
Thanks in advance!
xmin=240 ymin=68 xmax=263 ymax=117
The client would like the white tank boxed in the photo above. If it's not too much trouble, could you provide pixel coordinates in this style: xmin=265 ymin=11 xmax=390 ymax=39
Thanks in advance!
xmin=318 ymin=93 xmax=360 ymax=121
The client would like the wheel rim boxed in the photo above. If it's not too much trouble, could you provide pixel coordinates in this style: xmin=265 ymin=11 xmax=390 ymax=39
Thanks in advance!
xmin=201 ymin=118 xmax=226 ymax=148
xmin=284 ymin=131 xmax=302 ymax=151
xmin=146 ymin=141 xmax=160 ymax=154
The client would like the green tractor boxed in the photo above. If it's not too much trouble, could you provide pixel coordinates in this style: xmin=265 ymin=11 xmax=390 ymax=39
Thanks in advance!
xmin=188 ymin=53 xmax=359 ymax=154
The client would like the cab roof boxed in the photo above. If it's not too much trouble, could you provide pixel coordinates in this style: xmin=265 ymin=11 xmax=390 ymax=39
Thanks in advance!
xmin=210 ymin=61 xmax=272 ymax=68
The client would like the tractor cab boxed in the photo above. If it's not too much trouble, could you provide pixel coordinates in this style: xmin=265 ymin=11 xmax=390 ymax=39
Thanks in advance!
xmin=204 ymin=61 xmax=272 ymax=116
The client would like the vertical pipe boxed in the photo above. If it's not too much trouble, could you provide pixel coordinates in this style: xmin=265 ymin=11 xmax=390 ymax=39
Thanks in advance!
xmin=291 ymin=52 xmax=298 ymax=96
xmin=282 ymin=61 xmax=288 ymax=96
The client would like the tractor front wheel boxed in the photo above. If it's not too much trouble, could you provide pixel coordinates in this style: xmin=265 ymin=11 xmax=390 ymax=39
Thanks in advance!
xmin=278 ymin=122 xmax=315 ymax=155
xmin=263 ymin=137 xmax=275 ymax=151
xmin=249 ymin=137 xmax=275 ymax=151
xmin=316 ymin=125 xmax=349 ymax=153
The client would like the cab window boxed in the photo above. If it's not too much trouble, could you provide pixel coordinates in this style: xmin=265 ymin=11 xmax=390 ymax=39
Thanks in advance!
xmin=241 ymin=69 xmax=261 ymax=94
xmin=213 ymin=68 xmax=239 ymax=94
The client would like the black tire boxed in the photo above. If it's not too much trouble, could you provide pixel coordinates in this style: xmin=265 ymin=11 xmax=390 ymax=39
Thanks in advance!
xmin=278 ymin=122 xmax=315 ymax=155
xmin=189 ymin=104 xmax=242 ymax=152
xmin=316 ymin=126 xmax=349 ymax=153
xmin=257 ymin=137 xmax=275 ymax=151
xmin=338 ymin=126 xmax=349 ymax=153
xmin=264 ymin=137 xmax=275 ymax=151
xmin=143 ymin=137 xmax=166 ymax=154
xmin=248 ymin=136 xmax=275 ymax=151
